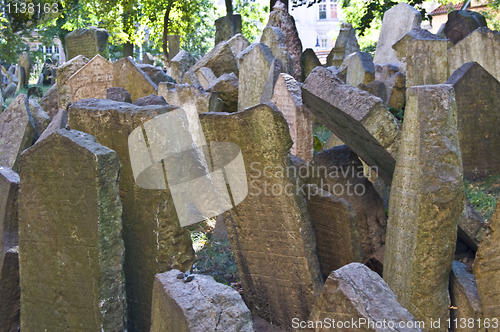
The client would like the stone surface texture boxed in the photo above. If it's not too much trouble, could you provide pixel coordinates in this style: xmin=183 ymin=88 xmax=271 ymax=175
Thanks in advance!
xmin=444 ymin=10 xmax=487 ymax=45
xmin=39 ymin=84 xmax=59 ymax=119
xmin=65 ymin=28 xmax=109 ymax=60
xmin=326 ymin=22 xmax=360 ymax=67
xmin=112 ymin=57 xmax=158 ymax=102
xmin=301 ymin=48 xmax=322 ymax=82
xmin=68 ymin=54 xmax=113 ymax=103
xmin=406 ymin=39 xmax=451 ymax=88
xmin=56 ymin=55 xmax=89 ymax=110
xmin=36 ymin=109 xmax=69 ymax=143
xmin=190 ymin=41 xmax=239 ymax=78
xmin=227 ymin=33 xmax=251 ymax=57
xmin=261 ymin=26 xmax=295 ymax=76
xmin=170 ymin=50 xmax=197 ymax=83
xmin=106 ymin=87 xmax=132 ymax=103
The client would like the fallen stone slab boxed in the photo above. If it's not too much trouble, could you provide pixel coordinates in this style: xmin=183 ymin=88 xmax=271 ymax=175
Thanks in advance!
xmin=302 ymin=67 xmax=401 ymax=185
xmin=150 ymin=269 xmax=254 ymax=332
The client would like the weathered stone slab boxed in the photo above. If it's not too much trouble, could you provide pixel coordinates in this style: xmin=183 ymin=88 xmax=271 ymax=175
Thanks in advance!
xmin=132 ymin=94 xmax=167 ymax=106
xmin=215 ymin=14 xmax=242 ymax=45
xmin=65 ymin=27 xmax=109 ymax=60
xmin=150 ymin=269 xmax=254 ymax=332
xmin=15 ymin=66 xmax=25 ymax=91
xmin=260 ymin=58 xmax=286 ymax=104
xmin=236 ymin=43 xmax=274 ymax=111
xmin=473 ymin=198 xmax=500 ymax=320
xmin=200 ymin=104 xmax=323 ymax=328
xmin=57 ymin=55 xmax=89 ymax=110
xmin=344 ymin=51 xmax=375 ymax=87
xmin=106 ymin=87 xmax=132 ymax=103
xmin=227 ymin=33 xmax=250 ymax=57
xmin=267 ymin=0 xmax=302 ymax=81
xmin=190 ymin=41 xmax=239 ymax=78
xmin=406 ymin=39 xmax=451 ymax=88
xmin=0 ymin=247 xmax=20 ymax=332
xmin=68 ymin=54 xmax=113 ymax=103
xmin=19 ymin=129 xmax=126 ymax=331
xmin=170 ymin=50 xmax=197 ymax=83
xmin=448 ymin=28 xmax=500 ymax=82
xmin=3 ymin=82 xmax=16 ymax=99
xmin=384 ymin=84 xmax=464 ymax=327
xmin=271 ymin=73 xmax=313 ymax=161
xmin=0 ymin=94 xmax=36 ymax=171
xmin=327 ymin=23 xmax=360 ymax=67
xmin=304 ymin=184 xmax=362 ymax=280
xmin=137 ymin=64 xmax=176 ymax=85
xmin=444 ymin=10 xmax=487 ymax=45
xmin=39 ymin=84 xmax=59 ymax=119
xmin=310 ymin=145 xmax=387 ymax=260
xmin=181 ymin=69 xmax=202 ymax=87
xmin=358 ymin=80 xmax=388 ymax=103
xmin=68 ymin=99 xmax=195 ymax=332
xmin=142 ymin=52 xmax=154 ymax=65
xmin=28 ymin=99 xmax=50 ymax=137
xmin=36 ymin=109 xmax=69 ymax=143
xmin=458 ymin=199 xmax=487 ymax=252
xmin=261 ymin=26 xmax=295 ymax=76
xmin=0 ymin=166 xmax=19 ymax=258
xmin=112 ymin=57 xmax=158 ymax=102
xmin=301 ymin=48 xmax=321 ymax=82
xmin=18 ymin=52 xmax=31 ymax=86
xmin=206 ymin=73 xmax=239 ymax=113
xmin=392 ymin=27 xmax=444 ymax=61
xmin=196 ymin=67 xmax=217 ymax=89
xmin=450 ymin=261 xmax=485 ymax=332
xmin=302 ymin=67 xmax=401 ymax=185
xmin=373 ymin=3 xmax=422 ymax=65
xmin=307 ymin=263 xmax=424 ymax=332
xmin=446 ymin=61 xmax=500 ymax=179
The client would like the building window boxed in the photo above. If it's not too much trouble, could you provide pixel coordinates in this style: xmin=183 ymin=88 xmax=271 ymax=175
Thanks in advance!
xmin=53 ymin=45 xmax=59 ymax=54
xmin=319 ymin=4 xmax=326 ymax=19
xmin=321 ymin=38 xmax=328 ymax=48
xmin=330 ymin=1 xmax=337 ymax=19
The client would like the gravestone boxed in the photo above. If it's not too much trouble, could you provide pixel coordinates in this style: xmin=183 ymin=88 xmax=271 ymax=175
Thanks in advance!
xmin=0 ymin=94 xmax=36 ymax=171
xmin=142 ymin=52 xmax=154 ymax=65
xmin=112 ymin=57 xmax=158 ymax=102
xmin=196 ymin=67 xmax=217 ymax=89
xmin=392 ymin=27 xmax=444 ymax=61
xmin=170 ymin=50 xmax=197 ymax=83
xmin=57 ymin=55 xmax=89 ymax=110
xmin=215 ymin=14 xmax=243 ymax=45
xmin=448 ymin=28 xmax=500 ymax=82
xmin=28 ymin=99 xmax=50 ymax=136
xmin=189 ymin=41 xmax=239 ymax=78
xmin=271 ymin=73 xmax=313 ymax=161
xmin=3 ymin=82 xmax=16 ymax=98
xmin=36 ymin=109 xmax=69 ymax=143
xmin=132 ymin=94 xmax=167 ymax=106
xmin=304 ymin=185 xmax=362 ymax=280
xmin=168 ymin=35 xmax=180 ymax=62
xmin=375 ymin=64 xmax=406 ymax=109
xmin=458 ymin=199 xmax=487 ymax=252
xmin=260 ymin=58 xmax=286 ymax=104
xmin=137 ymin=64 xmax=175 ymax=86
xmin=444 ymin=10 xmax=487 ymax=45
xmin=0 ymin=247 xmax=20 ymax=332
xmin=358 ymin=80 xmax=388 ymax=103
xmin=150 ymin=269 xmax=254 ymax=332
xmin=19 ymin=129 xmax=126 ymax=331
xmin=302 ymin=67 xmax=401 ymax=185
xmin=65 ymin=28 xmax=109 ymax=60
xmin=473 ymin=197 xmax=500 ymax=320
xmin=0 ymin=165 xmax=20 ymax=271
xmin=344 ymin=51 xmax=375 ymax=87
xmin=261 ymin=26 xmax=295 ymax=76
xmin=236 ymin=43 xmax=274 ymax=111
xmin=307 ymin=263 xmax=424 ymax=332
xmin=406 ymin=39 xmax=451 ymax=88
xmin=445 ymin=61 xmax=500 ymax=179
xmin=206 ymin=73 xmax=239 ymax=113
xmin=326 ymin=23 xmax=360 ymax=67
xmin=18 ymin=52 xmax=31 ymax=86
xmin=227 ymin=33 xmax=250 ymax=57
xmin=106 ymin=87 xmax=132 ymax=103
xmin=68 ymin=54 xmax=113 ymax=103
xmin=300 ymin=49 xmax=321 ymax=82
xmin=15 ymin=66 xmax=25 ymax=91
xmin=68 ymin=99 xmax=195 ymax=332
xmin=39 ymin=84 xmax=58 ymax=119
xmin=450 ymin=261 xmax=484 ymax=331
xmin=384 ymin=84 xmax=464 ymax=326
xmin=373 ymin=3 xmax=422 ymax=65
xmin=200 ymin=104 xmax=323 ymax=329
xmin=182 ymin=69 xmax=202 ymax=87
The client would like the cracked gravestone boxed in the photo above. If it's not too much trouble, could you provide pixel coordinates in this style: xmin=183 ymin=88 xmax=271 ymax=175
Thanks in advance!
xmin=68 ymin=54 xmax=113 ymax=103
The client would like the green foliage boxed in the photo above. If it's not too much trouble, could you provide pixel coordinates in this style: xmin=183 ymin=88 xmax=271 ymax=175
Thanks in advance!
xmin=464 ymin=174 xmax=500 ymax=222
xmin=359 ymin=40 xmax=377 ymax=55
xmin=313 ymin=124 xmax=331 ymax=153
xmin=388 ymin=105 xmax=405 ymax=122
xmin=234 ymin=0 xmax=269 ymax=43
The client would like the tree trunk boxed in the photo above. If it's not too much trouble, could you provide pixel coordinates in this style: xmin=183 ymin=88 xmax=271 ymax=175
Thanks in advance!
xmin=270 ymin=0 xmax=288 ymax=11
xmin=162 ymin=8 xmax=171 ymax=66
xmin=225 ymin=0 xmax=233 ymax=15
xmin=123 ymin=43 xmax=134 ymax=58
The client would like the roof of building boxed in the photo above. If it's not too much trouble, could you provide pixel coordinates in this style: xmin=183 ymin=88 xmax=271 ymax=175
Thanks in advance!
xmin=430 ymin=2 xmax=465 ymax=15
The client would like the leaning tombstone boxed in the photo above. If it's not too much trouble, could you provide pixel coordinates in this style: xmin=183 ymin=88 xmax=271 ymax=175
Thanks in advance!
xmin=260 ymin=58 xmax=286 ymax=104
xmin=150 ymin=269 xmax=254 ymax=332
xmin=170 ymin=50 xmax=197 ymax=83
xmin=326 ymin=23 xmax=360 ymax=67
xmin=227 ymin=33 xmax=250 ymax=57
xmin=65 ymin=27 xmax=109 ymax=60
xmin=300 ymin=48 xmax=321 ymax=82
xmin=39 ymin=84 xmax=59 ymax=119
xmin=56 ymin=54 xmax=89 ymax=110
xmin=28 ymin=99 xmax=50 ymax=137
xmin=112 ymin=57 xmax=158 ymax=102
xmin=373 ymin=3 xmax=422 ymax=65
xmin=343 ymin=51 xmax=375 ymax=87
xmin=36 ymin=109 xmax=69 ymax=143
xmin=458 ymin=199 xmax=487 ymax=252
xmin=261 ymin=26 xmax=295 ymax=76
xmin=68 ymin=54 xmax=113 ymax=103
xmin=189 ymin=41 xmax=239 ymax=78
xmin=3 ymin=82 xmax=16 ymax=98
xmin=384 ymin=84 xmax=464 ymax=325
xmin=0 ymin=94 xmax=36 ymax=171
xmin=444 ymin=10 xmax=488 ymax=45
xmin=18 ymin=52 xmax=31 ymax=86
xmin=406 ymin=38 xmax=451 ymax=88
xmin=18 ymin=129 xmax=127 ymax=331
xmin=196 ymin=67 xmax=217 ymax=89
xmin=15 ymin=66 xmax=25 ymax=91
xmin=206 ymin=73 xmax=239 ymax=113
xmin=68 ymin=99 xmax=195 ymax=332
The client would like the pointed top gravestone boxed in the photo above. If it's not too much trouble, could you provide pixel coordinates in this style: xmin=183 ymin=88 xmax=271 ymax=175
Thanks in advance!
xmin=68 ymin=54 xmax=113 ymax=103
xmin=112 ymin=57 xmax=158 ymax=102
xmin=326 ymin=22 xmax=360 ymax=67
xmin=261 ymin=26 xmax=295 ymax=76
xmin=227 ymin=33 xmax=250 ymax=57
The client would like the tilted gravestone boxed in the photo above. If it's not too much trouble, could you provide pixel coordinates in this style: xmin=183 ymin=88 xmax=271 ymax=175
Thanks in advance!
xmin=227 ymin=33 xmax=250 ymax=57
xmin=267 ymin=0 xmax=302 ymax=81
xmin=28 ymin=99 xmax=50 ymax=137
xmin=0 ymin=94 xmax=36 ymax=172
xmin=445 ymin=61 xmax=500 ymax=179
xmin=170 ymin=50 xmax=197 ymax=83
xmin=57 ymin=55 xmax=89 ymax=110
xmin=39 ymin=84 xmax=59 ymax=119
xmin=206 ymin=73 xmax=239 ymax=113
xmin=150 ymin=269 xmax=254 ymax=332
xmin=200 ymin=103 xmax=323 ymax=329
xmin=406 ymin=39 xmax=451 ymax=88
xmin=0 ymin=166 xmax=20 ymax=332
xmin=304 ymin=185 xmax=362 ymax=280
xmin=68 ymin=54 xmax=113 ymax=103
xmin=68 ymin=99 xmax=195 ymax=332
xmin=19 ymin=129 xmax=126 ymax=331
xmin=271 ymin=73 xmax=313 ymax=161
xmin=343 ymin=51 xmax=375 ymax=87
xmin=18 ymin=52 xmax=32 ymax=86
xmin=300 ymin=48 xmax=321 ymax=82
xmin=65 ymin=28 xmax=109 ymax=60
xmin=260 ymin=58 xmax=286 ymax=104
xmin=307 ymin=263 xmax=424 ymax=332
xmin=473 ymin=198 xmax=500 ymax=320
xmin=326 ymin=22 xmax=360 ymax=67
xmin=373 ymin=3 xmax=422 ymax=65
xmin=36 ymin=109 xmax=69 ymax=143
xmin=444 ymin=10 xmax=487 ymax=45
xmin=236 ymin=43 xmax=275 ymax=111
xmin=196 ymin=67 xmax=217 ymax=89
xmin=261 ymin=26 xmax=295 ymax=76
xmin=448 ymin=28 xmax=500 ymax=82
xmin=302 ymin=67 xmax=401 ymax=185
xmin=384 ymin=84 xmax=464 ymax=326
xmin=112 ymin=57 xmax=158 ymax=102
xmin=189 ymin=41 xmax=239 ymax=78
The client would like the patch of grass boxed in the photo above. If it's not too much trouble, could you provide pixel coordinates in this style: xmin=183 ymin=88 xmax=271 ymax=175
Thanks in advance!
xmin=464 ymin=173 xmax=500 ymax=222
